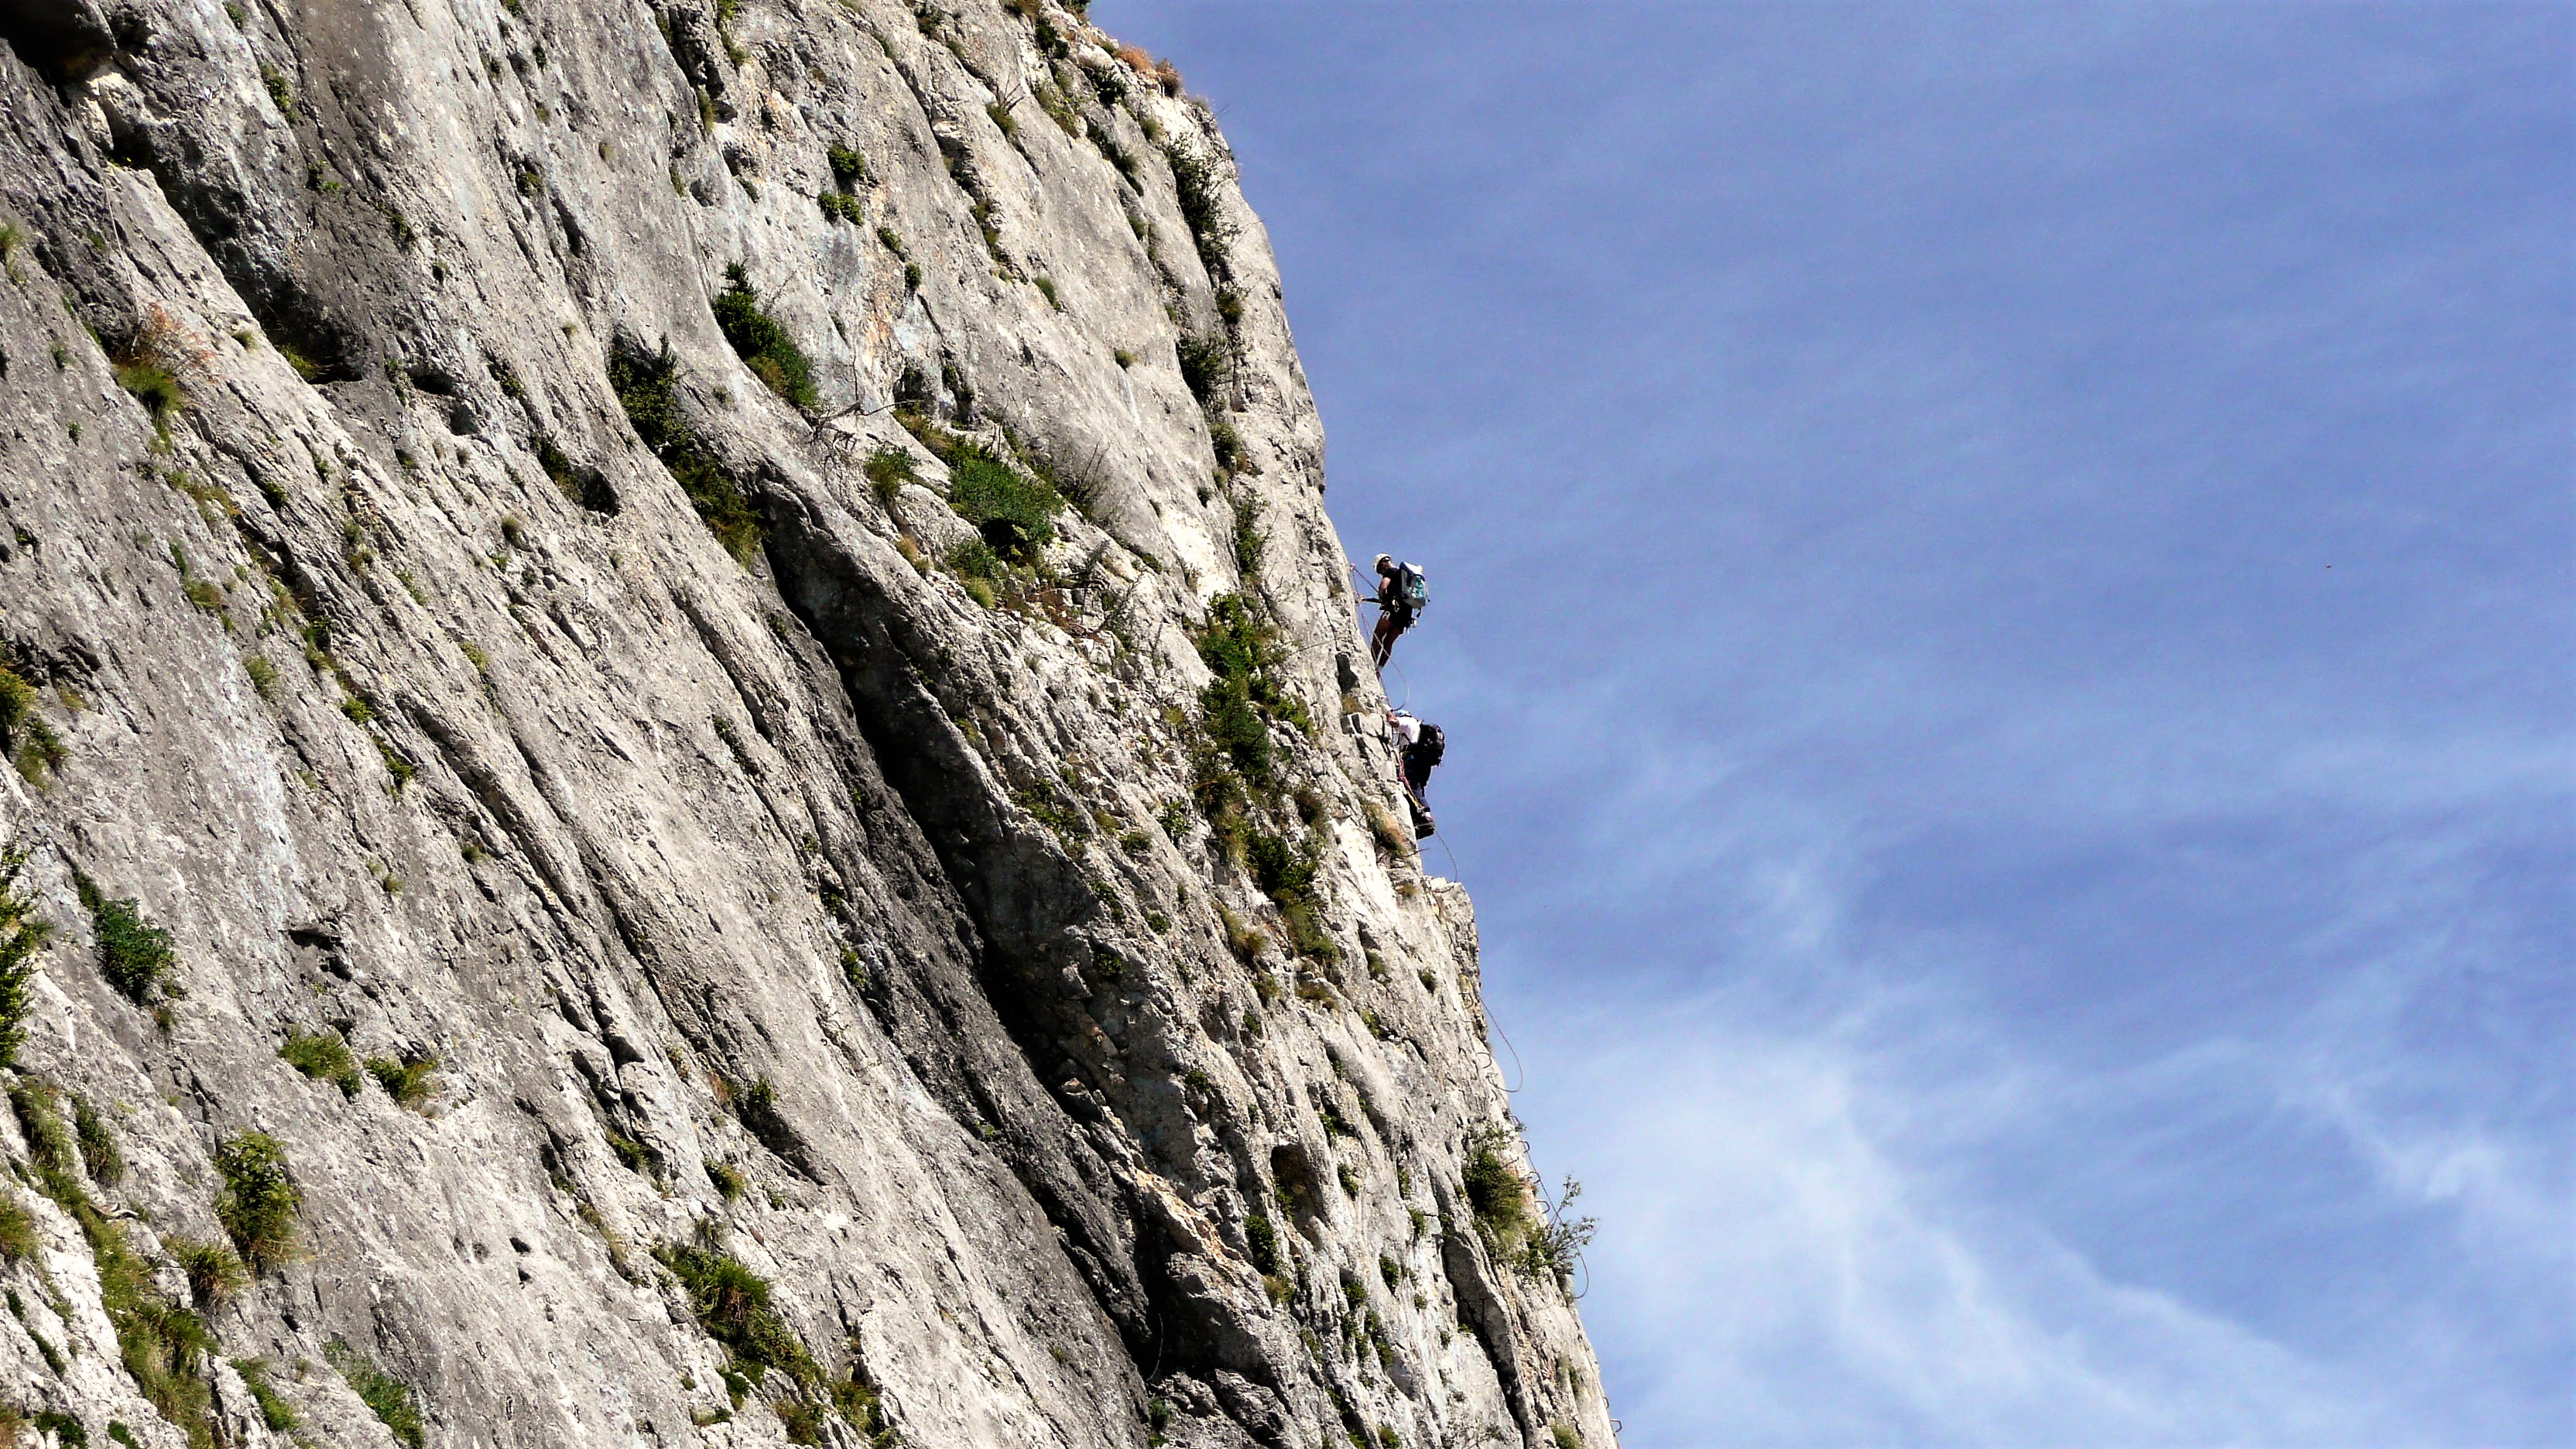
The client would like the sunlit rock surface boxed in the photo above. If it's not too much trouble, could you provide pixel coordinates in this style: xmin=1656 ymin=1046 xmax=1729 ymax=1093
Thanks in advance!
xmin=0 ymin=2 xmax=1613 ymax=1445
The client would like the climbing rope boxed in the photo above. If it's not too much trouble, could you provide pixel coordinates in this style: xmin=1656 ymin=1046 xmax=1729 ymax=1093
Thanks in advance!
xmin=1432 ymin=824 xmax=1461 ymax=882
xmin=1382 ymin=657 xmax=1414 ymax=714
xmin=1415 ymin=817 xmax=1519 ymax=1095
xmin=1492 ymin=1014 xmax=1525 ymax=1095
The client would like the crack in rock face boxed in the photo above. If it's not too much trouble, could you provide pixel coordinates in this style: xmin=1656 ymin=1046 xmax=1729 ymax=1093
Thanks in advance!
xmin=0 ymin=2 xmax=1615 ymax=1445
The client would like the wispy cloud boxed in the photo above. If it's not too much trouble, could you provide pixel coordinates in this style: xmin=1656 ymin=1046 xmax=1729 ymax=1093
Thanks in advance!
xmin=1521 ymin=995 xmax=2410 ymax=1447
xmin=1486 ymin=749 xmax=2571 ymax=1444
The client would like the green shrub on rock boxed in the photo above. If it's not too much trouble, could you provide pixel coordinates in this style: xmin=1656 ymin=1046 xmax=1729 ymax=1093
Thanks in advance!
xmin=73 ymin=1094 xmax=122 ymax=1186
xmin=0 ymin=670 xmax=66 ymax=785
xmin=1461 ymin=1125 xmax=1532 ymax=1250
xmin=610 ymin=342 xmax=764 ymax=563
xmin=9 ymin=1078 xmax=77 ymax=1186
xmin=74 ymin=875 xmax=173 ymax=1005
xmin=168 ymin=1237 xmax=245 ymax=1309
xmin=326 ymin=1340 xmax=424 ymax=1449
xmin=0 ymin=1190 xmax=39 ymax=1264
xmin=365 ymin=1054 xmax=438 ymax=1110
xmin=945 ymin=447 xmax=1061 ymax=560
xmin=654 ymin=1238 xmax=817 ymax=1387
xmin=280 ymin=1031 xmax=363 ymax=1098
xmin=213 ymin=1132 xmax=300 ymax=1273
xmin=712 ymin=265 xmax=817 ymax=412
xmin=0 ymin=848 xmax=50 ymax=1067
xmin=232 ymin=1358 xmax=299 ymax=1431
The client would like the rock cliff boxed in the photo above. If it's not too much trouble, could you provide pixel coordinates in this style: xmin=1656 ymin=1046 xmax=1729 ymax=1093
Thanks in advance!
xmin=0 ymin=2 xmax=1615 ymax=1446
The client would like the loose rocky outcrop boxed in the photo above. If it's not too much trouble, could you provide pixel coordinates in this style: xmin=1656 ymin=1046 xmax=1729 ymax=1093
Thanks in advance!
xmin=0 ymin=2 xmax=1615 ymax=1446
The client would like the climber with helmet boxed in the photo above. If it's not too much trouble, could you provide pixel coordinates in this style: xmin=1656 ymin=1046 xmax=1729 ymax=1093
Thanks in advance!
xmin=1386 ymin=707 xmax=1444 ymax=838
xmin=1365 ymin=553 xmax=1428 ymax=670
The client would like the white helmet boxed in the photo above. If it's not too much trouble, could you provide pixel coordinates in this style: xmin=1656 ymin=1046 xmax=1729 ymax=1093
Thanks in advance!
xmin=1373 ymin=553 xmax=1392 ymax=570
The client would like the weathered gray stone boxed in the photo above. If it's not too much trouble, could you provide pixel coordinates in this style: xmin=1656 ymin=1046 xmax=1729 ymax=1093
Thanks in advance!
xmin=0 ymin=2 xmax=1615 ymax=1445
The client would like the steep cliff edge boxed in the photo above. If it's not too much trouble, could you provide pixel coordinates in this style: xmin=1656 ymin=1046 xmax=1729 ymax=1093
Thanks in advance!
xmin=0 ymin=2 xmax=1615 ymax=1446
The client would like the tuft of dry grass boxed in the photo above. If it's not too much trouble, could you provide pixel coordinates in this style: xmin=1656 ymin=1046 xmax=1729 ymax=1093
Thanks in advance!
xmin=1217 ymin=903 xmax=1266 ymax=962
xmin=113 ymin=305 xmax=214 ymax=425
xmin=169 ymin=1235 xmax=247 ymax=1308
xmin=1364 ymin=800 xmax=1410 ymax=855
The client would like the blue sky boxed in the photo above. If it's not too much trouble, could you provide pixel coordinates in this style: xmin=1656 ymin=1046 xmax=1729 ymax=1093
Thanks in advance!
xmin=1091 ymin=3 xmax=2573 ymax=1443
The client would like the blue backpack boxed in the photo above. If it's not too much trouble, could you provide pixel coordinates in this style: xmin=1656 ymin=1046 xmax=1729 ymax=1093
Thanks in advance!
xmin=1394 ymin=561 xmax=1429 ymax=611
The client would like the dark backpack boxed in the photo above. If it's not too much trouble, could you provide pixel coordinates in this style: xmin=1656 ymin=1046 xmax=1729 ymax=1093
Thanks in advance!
xmin=1395 ymin=562 xmax=1429 ymax=611
xmin=1410 ymin=723 xmax=1444 ymax=770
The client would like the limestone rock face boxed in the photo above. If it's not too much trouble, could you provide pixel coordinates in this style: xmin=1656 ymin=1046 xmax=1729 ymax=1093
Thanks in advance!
xmin=0 ymin=2 xmax=1614 ymax=1446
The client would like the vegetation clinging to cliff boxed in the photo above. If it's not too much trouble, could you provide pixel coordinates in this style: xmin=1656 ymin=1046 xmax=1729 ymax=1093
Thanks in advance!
xmin=0 ymin=848 xmax=50 ymax=1068
xmin=0 ymin=667 xmax=65 ymax=785
xmin=712 ymin=265 xmax=819 ymax=412
xmin=281 ymin=1029 xmax=363 ymax=1097
xmin=76 ymin=873 xmax=173 ymax=1005
xmin=896 ymin=413 xmax=1067 ymax=560
xmin=656 ymin=1238 xmax=818 ymax=1387
xmin=1463 ymin=1123 xmax=1598 ymax=1293
xmin=1163 ymin=140 xmax=1236 ymax=280
xmin=327 ymin=1340 xmax=426 ymax=1449
xmin=1463 ymin=1123 xmax=1534 ymax=1247
xmin=1183 ymin=488 xmax=1338 ymax=961
xmin=214 ymin=1131 xmax=301 ymax=1273
xmin=611 ymin=342 xmax=765 ymax=563
xmin=15 ymin=1073 xmax=221 ymax=1445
